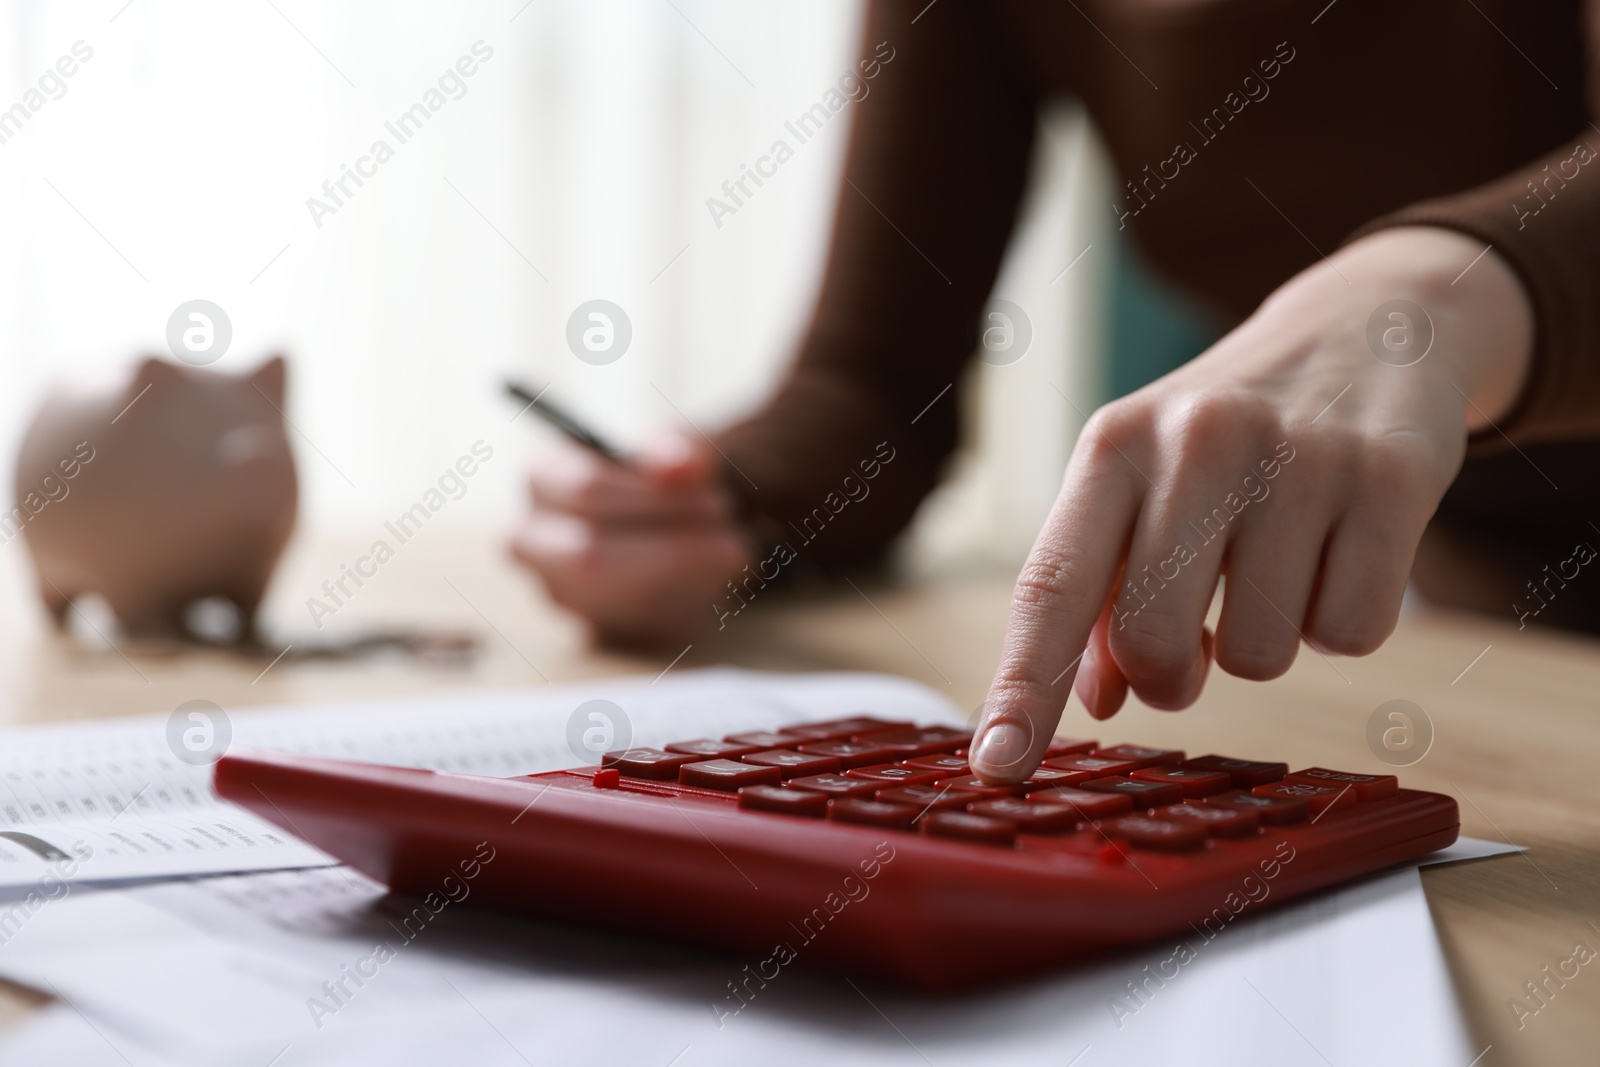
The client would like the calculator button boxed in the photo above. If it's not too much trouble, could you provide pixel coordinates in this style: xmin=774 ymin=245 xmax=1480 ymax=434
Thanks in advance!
xmin=738 ymin=785 xmax=828 ymax=818
xmin=1284 ymin=768 xmax=1398 ymax=801
xmin=601 ymin=748 xmax=699 ymax=780
xmin=1023 ymin=767 xmax=1097 ymax=788
xmin=678 ymin=759 xmax=784 ymax=791
xmin=1024 ymin=765 xmax=1094 ymax=786
xmin=854 ymin=725 xmax=972 ymax=756
xmin=1079 ymin=777 xmax=1185 ymax=809
xmin=1180 ymin=754 xmax=1288 ymax=788
xmin=666 ymin=739 xmax=762 ymax=759
xmin=969 ymin=798 xmax=1079 ymax=834
xmin=1041 ymin=755 xmax=1142 ymax=779
xmin=794 ymin=740 xmax=901 ymax=769
xmin=592 ymin=768 xmax=621 ymax=789
xmin=1090 ymin=745 xmax=1185 ymax=770
xmin=1023 ymin=785 xmax=1135 ymax=820
xmin=1045 ymin=737 xmax=1099 ymax=757
xmin=845 ymin=763 xmax=946 ymax=786
xmin=1252 ymin=781 xmax=1357 ymax=817
xmin=1109 ymin=815 xmax=1208 ymax=851
xmin=921 ymin=811 xmax=1018 ymax=845
xmin=903 ymin=754 xmax=971 ymax=776
xmin=741 ymin=750 xmax=843 ymax=778
xmin=1158 ymin=802 xmax=1259 ymax=838
xmin=828 ymin=798 xmax=920 ymax=829
xmin=777 ymin=717 xmax=903 ymax=742
xmin=875 ymin=784 xmax=978 ymax=812
xmin=787 ymin=773 xmax=881 ymax=797
xmin=1205 ymin=790 xmax=1309 ymax=825
xmin=937 ymin=774 xmax=1029 ymax=797
xmin=724 ymin=731 xmax=795 ymax=749
xmin=1128 ymin=766 xmax=1232 ymax=798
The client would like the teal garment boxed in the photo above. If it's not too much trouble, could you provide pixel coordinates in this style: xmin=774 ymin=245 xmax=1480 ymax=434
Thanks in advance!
xmin=1104 ymin=233 xmax=1224 ymax=402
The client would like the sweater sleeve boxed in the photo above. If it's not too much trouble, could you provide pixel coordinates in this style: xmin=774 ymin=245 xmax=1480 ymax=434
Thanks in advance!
xmin=714 ymin=0 xmax=1042 ymax=564
xmin=1349 ymin=3 xmax=1600 ymax=447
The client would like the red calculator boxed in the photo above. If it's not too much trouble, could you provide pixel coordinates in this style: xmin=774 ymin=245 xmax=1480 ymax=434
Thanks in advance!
xmin=214 ymin=715 xmax=1458 ymax=991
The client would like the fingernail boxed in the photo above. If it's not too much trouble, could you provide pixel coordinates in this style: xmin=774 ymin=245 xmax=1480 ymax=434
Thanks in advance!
xmin=972 ymin=722 xmax=1025 ymax=771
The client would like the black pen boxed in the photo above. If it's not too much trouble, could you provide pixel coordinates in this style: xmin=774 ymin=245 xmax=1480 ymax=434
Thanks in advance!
xmin=504 ymin=380 xmax=627 ymax=465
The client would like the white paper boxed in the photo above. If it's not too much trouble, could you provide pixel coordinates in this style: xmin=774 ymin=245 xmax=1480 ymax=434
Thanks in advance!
xmin=0 ymin=669 xmax=962 ymax=888
xmin=0 ymin=840 xmax=1514 ymax=1067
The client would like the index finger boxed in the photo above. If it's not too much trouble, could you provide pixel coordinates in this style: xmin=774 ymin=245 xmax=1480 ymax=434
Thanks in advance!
xmin=970 ymin=450 xmax=1143 ymax=783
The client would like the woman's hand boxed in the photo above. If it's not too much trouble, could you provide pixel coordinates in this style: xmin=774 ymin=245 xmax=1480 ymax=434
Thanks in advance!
xmin=509 ymin=428 xmax=755 ymax=647
xmin=970 ymin=226 xmax=1534 ymax=782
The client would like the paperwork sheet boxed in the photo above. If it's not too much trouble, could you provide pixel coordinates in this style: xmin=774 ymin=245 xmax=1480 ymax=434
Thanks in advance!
xmin=0 ymin=843 xmax=1511 ymax=1067
xmin=0 ymin=670 xmax=960 ymax=888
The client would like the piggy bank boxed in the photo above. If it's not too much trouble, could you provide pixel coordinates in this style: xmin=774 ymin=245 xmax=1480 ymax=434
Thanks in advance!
xmin=14 ymin=354 xmax=298 ymax=639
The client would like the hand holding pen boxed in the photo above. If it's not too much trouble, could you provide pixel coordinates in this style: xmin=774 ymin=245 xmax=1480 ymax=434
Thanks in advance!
xmin=505 ymin=380 xmax=759 ymax=647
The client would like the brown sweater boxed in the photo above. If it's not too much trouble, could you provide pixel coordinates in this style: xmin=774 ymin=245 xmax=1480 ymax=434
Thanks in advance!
xmin=717 ymin=0 xmax=1600 ymax=564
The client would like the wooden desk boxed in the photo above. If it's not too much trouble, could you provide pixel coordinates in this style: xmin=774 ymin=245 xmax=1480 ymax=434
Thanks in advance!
xmin=1 ymin=522 xmax=1596 ymax=1063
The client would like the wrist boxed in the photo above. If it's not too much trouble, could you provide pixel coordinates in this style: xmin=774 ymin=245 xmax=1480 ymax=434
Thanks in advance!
xmin=1337 ymin=226 xmax=1534 ymax=431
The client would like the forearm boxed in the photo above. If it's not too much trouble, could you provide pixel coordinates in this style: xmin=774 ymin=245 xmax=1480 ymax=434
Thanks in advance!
xmin=1348 ymin=129 xmax=1600 ymax=445
xmin=1261 ymin=226 xmax=1533 ymax=432
xmin=717 ymin=0 xmax=1042 ymax=563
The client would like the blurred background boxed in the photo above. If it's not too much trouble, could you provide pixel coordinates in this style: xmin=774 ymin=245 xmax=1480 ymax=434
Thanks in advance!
xmin=0 ymin=0 xmax=1221 ymax=678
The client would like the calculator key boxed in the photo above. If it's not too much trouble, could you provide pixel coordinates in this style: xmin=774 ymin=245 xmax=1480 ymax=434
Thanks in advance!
xmin=921 ymin=811 xmax=1018 ymax=845
xmin=601 ymin=748 xmax=699 ymax=781
xmin=1109 ymin=815 xmax=1208 ymax=852
xmin=970 ymin=798 xmax=1079 ymax=834
xmin=1090 ymin=744 xmax=1185 ymax=770
xmin=777 ymin=717 xmax=903 ymax=742
xmin=592 ymin=768 xmax=621 ymax=789
xmin=846 ymin=763 xmax=946 ymax=786
xmin=678 ymin=759 xmax=784 ymax=791
xmin=1158 ymin=802 xmax=1259 ymax=838
xmin=787 ymin=773 xmax=881 ymax=797
xmin=903 ymin=754 xmax=971 ymax=776
xmin=830 ymin=715 xmax=909 ymax=729
xmin=1041 ymin=755 xmax=1142 ymax=779
xmin=855 ymin=725 xmax=972 ymax=755
xmin=1252 ymin=781 xmax=1357 ymax=817
xmin=741 ymin=750 xmax=842 ymax=778
xmin=1023 ymin=765 xmax=1093 ymax=786
xmin=1180 ymin=754 xmax=1288 ymax=788
xmin=1023 ymin=785 xmax=1135 ymax=820
xmin=875 ymin=784 xmax=978 ymax=812
xmin=738 ymin=785 xmax=828 ymax=818
xmin=724 ymin=731 xmax=795 ymax=749
xmin=829 ymin=798 xmax=920 ymax=829
xmin=794 ymin=740 xmax=901 ymax=769
xmin=1079 ymin=777 xmax=1185 ymax=809
xmin=1205 ymin=790 xmax=1309 ymax=825
xmin=1284 ymin=768 xmax=1398 ymax=802
xmin=1023 ymin=767 xmax=1097 ymax=788
xmin=1098 ymin=841 xmax=1131 ymax=865
xmin=937 ymin=774 xmax=1029 ymax=797
xmin=666 ymin=738 xmax=762 ymax=759
xmin=1128 ymin=766 xmax=1232 ymax=798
